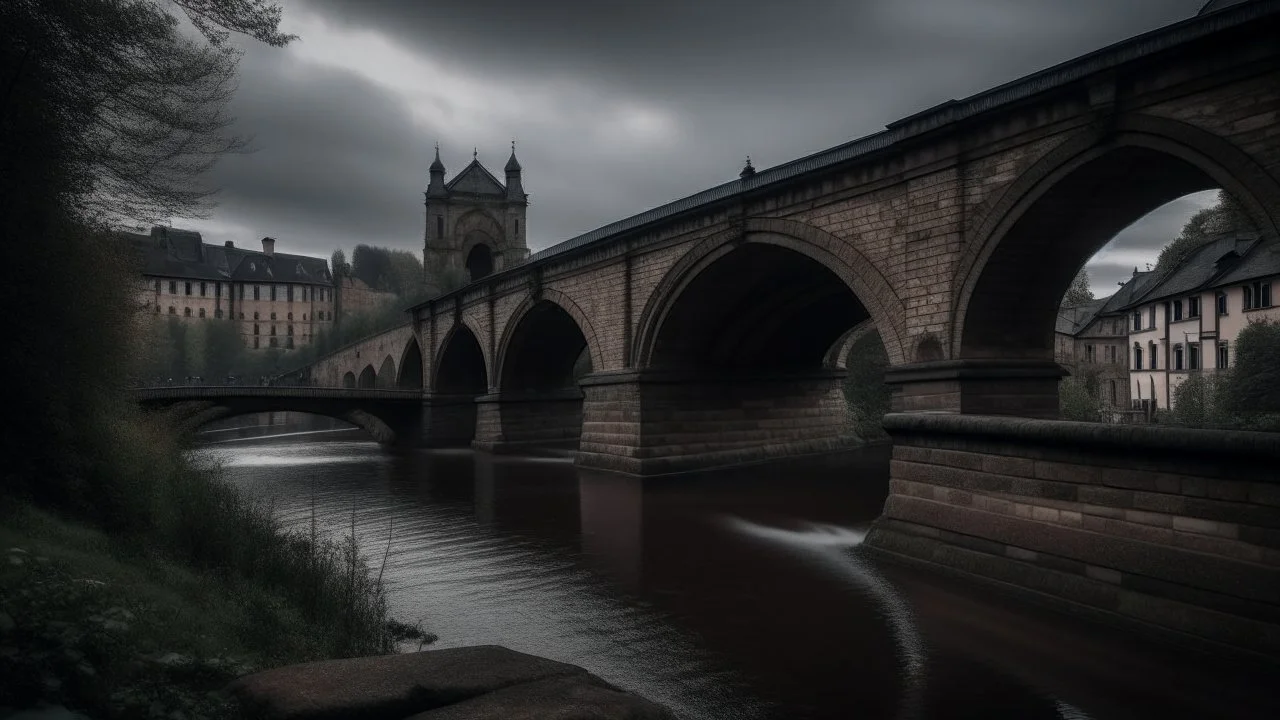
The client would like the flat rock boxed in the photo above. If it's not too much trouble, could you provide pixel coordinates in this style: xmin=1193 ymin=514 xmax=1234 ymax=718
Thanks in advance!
xmin=227 ymin=646 xmax=590 ymax=720
xmin=406 ymin=674 xmax=677 ymax=720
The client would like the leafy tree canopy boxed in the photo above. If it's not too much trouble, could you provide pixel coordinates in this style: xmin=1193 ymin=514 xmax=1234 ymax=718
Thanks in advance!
xmin=1154 ymin=191 xmax=1255 ymax=275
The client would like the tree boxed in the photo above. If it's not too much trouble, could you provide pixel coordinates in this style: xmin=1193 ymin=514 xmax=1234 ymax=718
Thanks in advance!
xmin=1062 ymin=268 xmax=1094 ymax=307
xmin=1154 ymin=191 xmax=1256 ymax=275
xmin=1220 ymin=319 xmax=1280 ymax=422
xmin=1059 ymin=366 xmax=1103 ymax=422
xmin=331 ymin=248 xmax=351 ymax=278
xmin=842 ymin=329 xmax=893 ymax=440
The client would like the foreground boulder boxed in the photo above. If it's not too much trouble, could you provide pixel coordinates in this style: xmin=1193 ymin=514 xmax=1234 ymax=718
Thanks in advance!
xmin=227 ymin=645 xmax=676 ymax=720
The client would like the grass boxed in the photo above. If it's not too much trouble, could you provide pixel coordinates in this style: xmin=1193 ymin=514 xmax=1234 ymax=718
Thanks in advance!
xmin=0 ymin=411 xmax=434 ymax=718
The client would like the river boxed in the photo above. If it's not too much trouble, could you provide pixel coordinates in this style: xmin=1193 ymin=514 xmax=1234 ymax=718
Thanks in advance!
xmin=200 ymin=430 xmax=1280 ymax=720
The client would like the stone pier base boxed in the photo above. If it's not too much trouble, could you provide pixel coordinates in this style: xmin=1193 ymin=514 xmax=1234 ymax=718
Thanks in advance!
xmin=576 ymin=369 xmax=859 ymax=476
xmin=472 ymin=389 xmax=584 ymax=452
xmin=864 ymin=413 xmax=1280 ymax=658
xmin=418 ymin=393 xmax=479 ymax=447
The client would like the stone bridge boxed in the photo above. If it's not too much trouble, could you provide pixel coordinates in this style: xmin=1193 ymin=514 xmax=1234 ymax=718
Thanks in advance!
xmin=232 ymin=3 xmax=1280 ymax=657
xmin=136 ymin=387 xmax=425 ymax=445
xmin=278 ymin=323 xmax=421 ymax=390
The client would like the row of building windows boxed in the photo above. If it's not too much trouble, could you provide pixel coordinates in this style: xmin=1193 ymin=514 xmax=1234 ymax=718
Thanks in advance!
xmin=1132 ymin=342 xmax=1229 ymax=371
xmin=156 ymin=306 xmax=331 ymax=322
xmin=251 ymin=324 xmax=296 ymax=336
xmin=250 ymin=336 xmax=294 ymax=349
xmin=1131 ymin=283 xmax=1273 ymax=331
xmin=154 ymin=279 xmax=332 ymax=303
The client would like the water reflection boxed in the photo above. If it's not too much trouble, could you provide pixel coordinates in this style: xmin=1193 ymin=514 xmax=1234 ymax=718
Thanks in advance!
xmin=203 ymin=436 xmax=1280 ymax=720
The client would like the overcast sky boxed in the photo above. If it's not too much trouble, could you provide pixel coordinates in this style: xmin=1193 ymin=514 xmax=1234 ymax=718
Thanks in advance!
xmin=172 ymin=0 xmax=1219 ymax=299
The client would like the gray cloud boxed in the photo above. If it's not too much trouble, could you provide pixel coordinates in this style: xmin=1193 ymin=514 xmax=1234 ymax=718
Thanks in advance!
xmin=184 ymin=0 xmax=1213 ymax=282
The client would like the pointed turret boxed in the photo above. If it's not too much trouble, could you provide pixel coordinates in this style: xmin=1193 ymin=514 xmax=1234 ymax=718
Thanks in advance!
xmin=426 ymin=143 xmax=447 ymax=198
xmin=505 ymin=140 xmax=526 ymax=203
xmin=739 ymin=155 xmax=756 ymax=179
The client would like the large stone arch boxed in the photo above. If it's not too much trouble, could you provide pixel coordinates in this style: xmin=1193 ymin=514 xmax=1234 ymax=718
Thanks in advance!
xmin=632 ymin=218 xmax=907 ymax=367
xmin=159 ymin=402 xmax=398 ymax=444
xmin=357 ymin=364 xmax=377 ymax=389
xmin=953 ymin=113 xmax=1280 ymax=359
xmin=342 ymin=371 xmax=356 ymax=388
xmin=824 ymin=319 xmax=878 ymax=370
xmin=397 ymin=337 xmax=424 ymax=389
xmin=431 ymin=319 xmax=490 ymax=392
xmin=493 ymin=288 xmax=604 ymax=389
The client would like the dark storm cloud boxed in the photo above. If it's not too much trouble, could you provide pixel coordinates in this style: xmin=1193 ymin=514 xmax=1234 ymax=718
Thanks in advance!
xmin=186 ymin=0 xmax=1212 ymax=268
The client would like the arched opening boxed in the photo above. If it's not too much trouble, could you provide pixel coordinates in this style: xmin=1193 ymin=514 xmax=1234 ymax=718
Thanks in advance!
xmin=427 ymin=324 xmax=487 ymax=446
xmin=466 ymin=244 xmax=494 ymax=282
xmin=958 ymin=136 xmax=1275 ymax=420
xmin=342 ymin=371 xmax=356 ymax=388
xmin=194 ymin=410 xmax=360 ymax=443
xmin=376 ymin=355 xmax=396 ymax=388
xmin=638 ymin=242 xmax=881 ymax=468
xmin=357 ymin=364 xmax=377 ymax=389
xmin=397 ymin=337 xmax=424 ymax=389
xmin=492 ymin=300 xmax=592 ymax=450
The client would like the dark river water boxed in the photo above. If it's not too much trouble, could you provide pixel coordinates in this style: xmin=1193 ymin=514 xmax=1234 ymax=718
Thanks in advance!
xmin=199 ymin=430 xmax=1280 ymax=720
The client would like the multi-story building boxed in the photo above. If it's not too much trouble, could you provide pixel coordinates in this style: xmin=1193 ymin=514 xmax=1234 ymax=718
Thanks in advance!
xmin=130 ymin=226 xmax=336 ymax=351
xmin=1122 ymin=232 xmax=1279 ymax=410
xmin=1055 ymin=270 xmax=1158 ymax=413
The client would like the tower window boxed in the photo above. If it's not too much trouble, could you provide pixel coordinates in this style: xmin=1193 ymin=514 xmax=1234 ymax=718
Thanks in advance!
xmin=436 ymin=216 xmax=444 ymax=239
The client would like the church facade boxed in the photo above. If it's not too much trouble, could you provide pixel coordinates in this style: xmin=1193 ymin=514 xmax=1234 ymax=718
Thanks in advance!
xmin=422 ymin=145 xmax=529 ymax=295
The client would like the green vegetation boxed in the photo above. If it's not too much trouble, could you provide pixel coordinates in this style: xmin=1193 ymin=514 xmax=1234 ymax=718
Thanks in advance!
xmin=1060 ymin=366 xmax=1104 ymax=423
xmin=1062 ymin=268 xmax=1095 ymax=307
xmin=1154 ymin=191 xmax=1255 ymax=275
xmin=842 ymin=329 xmax=893 ymax=441
xmin=1166 ymin=319 xmax=1280 ymax=432
xmin=2 ymin=1 xmax=419 ymax=716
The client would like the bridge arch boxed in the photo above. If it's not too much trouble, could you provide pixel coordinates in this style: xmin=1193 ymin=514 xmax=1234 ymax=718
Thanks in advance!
xmin=342 ymin=371 xmax=356 ymax=388
xmin=143 ymin=391 xmax=416 ymax=446
xmin=397 ymin=337 xmax=424 ymax=389
xmin=429 ymin=322 xmax=489 ymax=446
xmin=357 ymin=364 xmax=377 ymax=389
xmin=376 ymin=355 xmax=396 ymax=389
xmin=633 ymin=219 xmax=906 ymax=368
xmin=953 ymin=113 xmax=1280 ymax=362
xmin=494 ymin=289 xmax=603 ymax=389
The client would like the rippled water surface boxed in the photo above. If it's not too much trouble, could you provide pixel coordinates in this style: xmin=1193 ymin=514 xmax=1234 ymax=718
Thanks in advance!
xmin=204 ymin=434 xmax=1280 ymax=720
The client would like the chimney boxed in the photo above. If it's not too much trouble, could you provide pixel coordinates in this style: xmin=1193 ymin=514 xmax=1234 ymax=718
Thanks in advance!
xmin=261 ymin=237 xmax=275 ymax=257
xmin=224 ymin=240 xmax=234 ymax=248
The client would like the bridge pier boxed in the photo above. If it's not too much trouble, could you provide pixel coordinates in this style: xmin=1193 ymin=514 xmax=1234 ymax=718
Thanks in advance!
xmin=472 ymin=389 xmax=584 ymax=452
xmin=884 ymin=359 xmax=1068 ymax=419
xmin=576 ymin=369 xmax=859 ymax=476
xmin=864 ymin=413 xmax=1280 ymax=659
xmin=418 ymin=393 xmax=481 ymax=447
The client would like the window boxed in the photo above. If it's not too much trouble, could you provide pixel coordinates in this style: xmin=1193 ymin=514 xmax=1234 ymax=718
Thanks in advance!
xmin=287 ymin=325 xmax=294 ymax=336
xmin=287 ymin=312 xmax=293 ymax=321
xmin=198 ymin=308 xmax=206 ymax=318
xmin=1245 ymin=281 xmax=1273 ymax=310
xmin=238 ymin=312 xmax=244 ymax=319
xmin=253 ymin=324 xmax=259 ymax=335
xmin=253 ymin=311 xmax=259 ymax=320
xmin=1189 ymin=343 xmax=1201 ymax=370
xmin=1085 ymin=344 xmax=1095 ymax=363
xmin=1132 ymin=311 xmax=1142 ymax=331
xmin=239 ymin=284 xmax=245 ymax=300
xmin=1219 ymin=343 xmax=1229 ymax=369
xmin=436 ymin=216 xmax=444 ymax=239
xmin=253 ymin=285 xmax=261 ymax=300
xmin=1173 ymin=345 xmax=1183 ymax=370
xmin=286 ymin=337 xmax=294 ymax=349
xmin=168 ymin=306 xmax=176 ymax=315
xmin=169 ymin=281 xmax=177 ymax=294
xmin=1148 ymin=342 xmax=1157 ymax=370
xmin=254 ymin=336 xmax=260 ymax=349
xmin=287 ymin=285 xmax=294 ymax=302
xmin=185 ymin=282 xmax=192 ymax=296
xmin=200 ymin=282 xmax=207 ymax=297
xmin=215 ymin=283 xmax=222 ymax=298
xmin=154 ymin=279 xmax=161 ymax=293
xmin=269 ymin=337 xmax=278 ymax=348
xmin=1217 ymin=292 xmax=1228 ymax=315
xmin=270 ymin=325 xmax=276 ymax=336
xmin=154 ymin=305 xmax=160 ymax=314
xmin=1148 ymin=306 xmax=1156 ymax=328
xmin=184 ymin=307 xmax=192 ymax=317
xmin=515 ymin=218 xmax=519 ymax=236
xmin=303 ymin=313 xmax=307 ymax=321
xmin=270 ymin=285 xmax=277 ymax=302
xmin=270 ymin=312 xmax=277 ymax=320
xmin=1172 ymin=300 xmax=1182 ymax=321
xmin=1188 ymin=296 xmax=1200 ymax=318
xmin=1103 ymin=345 xmax=1113 ymax=363
xmin=1109 ymin=380 xmax=1117 ymax=406
xmin=1133 ymin=344 xmax=1143 ymax=370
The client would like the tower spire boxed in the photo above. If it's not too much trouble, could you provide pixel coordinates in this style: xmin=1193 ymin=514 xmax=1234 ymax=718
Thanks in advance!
xmin=740 ymin=155 xmax=756 ymax=179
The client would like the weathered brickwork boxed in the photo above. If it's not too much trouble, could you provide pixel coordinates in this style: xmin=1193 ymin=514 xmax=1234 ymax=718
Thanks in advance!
xmin=867 ymin=413 xmax=1280 ymax=656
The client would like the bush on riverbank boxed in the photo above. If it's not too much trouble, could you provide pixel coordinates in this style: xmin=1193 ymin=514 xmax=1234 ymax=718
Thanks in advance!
xmin=842 ymin=329 xmax=893 ymax=441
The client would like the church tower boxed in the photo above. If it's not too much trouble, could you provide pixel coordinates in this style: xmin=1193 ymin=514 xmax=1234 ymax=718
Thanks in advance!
xmin=423 ymin=143 xmax=530 ymax=296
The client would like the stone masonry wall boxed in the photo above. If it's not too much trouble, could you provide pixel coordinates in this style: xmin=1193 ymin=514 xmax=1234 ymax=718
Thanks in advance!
xmin=866 ymin=413 xmax=1280 ymax=657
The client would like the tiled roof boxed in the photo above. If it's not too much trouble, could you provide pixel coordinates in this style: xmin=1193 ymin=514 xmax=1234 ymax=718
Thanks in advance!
xmin=137 ymin=227 xmax=333 ymax=286
xmin=444 ymin=159 xmax=506 ymax=196
xmin=1098 ymin=271 xmax=1159 ymax=315
xmin=1211 ymin=237 xmax=1280 ymax=287
xmin=1056 ymin=298 xmax=1106 ymax=335
xmin=1125 ymin=233 xmax=1260 ymax=308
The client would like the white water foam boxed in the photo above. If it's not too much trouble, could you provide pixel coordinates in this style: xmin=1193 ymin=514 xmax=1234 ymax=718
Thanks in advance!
xmin=725 ymin=518 xmax=927 ymax=719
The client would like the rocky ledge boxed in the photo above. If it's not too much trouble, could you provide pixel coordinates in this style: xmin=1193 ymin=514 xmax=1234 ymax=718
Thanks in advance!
xmin=227 ymin=645 xmax=676 ymax=719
